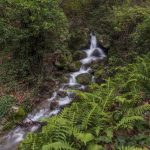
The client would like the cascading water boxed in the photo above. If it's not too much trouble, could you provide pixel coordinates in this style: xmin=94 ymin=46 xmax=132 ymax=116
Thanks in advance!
xmin=0 ymin=33 xmax=106 ymax=150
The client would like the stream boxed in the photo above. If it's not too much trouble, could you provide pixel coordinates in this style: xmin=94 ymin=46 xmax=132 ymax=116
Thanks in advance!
xmin=0 ymin=33 xmax=106 ymax=150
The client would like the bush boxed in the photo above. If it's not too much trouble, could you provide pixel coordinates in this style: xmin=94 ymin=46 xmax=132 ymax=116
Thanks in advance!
xmin=0 ymin=0 xmax=69 ymax=76
xmin=112 ymin=1 xmax=150 ymax=54
xmin=0 ymin=95 xmax=14 ymax=118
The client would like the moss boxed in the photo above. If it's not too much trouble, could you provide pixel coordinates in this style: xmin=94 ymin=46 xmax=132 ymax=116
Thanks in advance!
xmin=76 ymin=73 xmax=92 ymax=85
xmin=13 ymin=107 xmax=26 ymax=121
xmin=72 ymin=50 xmax=86 ymax=61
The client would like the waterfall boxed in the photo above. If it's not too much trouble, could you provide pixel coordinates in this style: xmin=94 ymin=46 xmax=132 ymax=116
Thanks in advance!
xmin=0 ymin=33 xmax=106 ymax=150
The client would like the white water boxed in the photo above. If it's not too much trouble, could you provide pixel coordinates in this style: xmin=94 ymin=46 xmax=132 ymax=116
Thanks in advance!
xmin=0 ymin=33 xmax=106 ymax=150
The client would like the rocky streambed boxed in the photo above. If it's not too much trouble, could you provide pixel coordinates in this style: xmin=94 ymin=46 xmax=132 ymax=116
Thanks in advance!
xmin=0 ymin=33 xmax=107 ymax=150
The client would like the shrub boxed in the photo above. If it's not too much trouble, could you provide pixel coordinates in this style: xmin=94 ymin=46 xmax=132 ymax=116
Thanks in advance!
xmin=0 ymin=0 xmax=69 ymax=76
xmin=0 ymin=95 xmax=14 ymax=118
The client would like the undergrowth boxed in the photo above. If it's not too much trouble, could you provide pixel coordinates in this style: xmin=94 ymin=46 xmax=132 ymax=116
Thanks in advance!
xmin=19 ymin=53 xmax=150 ymax=150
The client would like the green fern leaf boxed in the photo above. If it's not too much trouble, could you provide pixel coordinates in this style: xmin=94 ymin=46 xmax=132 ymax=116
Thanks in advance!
xmin=117 ymin=116 xmax=144 ymax=129
xmin=42 ymin=141 xmax=75 ymax=150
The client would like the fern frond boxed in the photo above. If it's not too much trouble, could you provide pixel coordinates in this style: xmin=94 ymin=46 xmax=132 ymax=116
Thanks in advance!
xmin=116 ymin=116 xmax=144 ymax=129
xmin=73 ymin=132 xmax=94 ymax=145
xmin=118 ymin=146 xmax=148 ymax=150
xmin=42 ymin=141 xmax=75 ymax=150
xmin=87 ymin=143 xmax=103 ymax=150
xmin=81 ymin=103 xmax=97 ymax=130
xmin=127 ymin=104 xmax=150 ymax=116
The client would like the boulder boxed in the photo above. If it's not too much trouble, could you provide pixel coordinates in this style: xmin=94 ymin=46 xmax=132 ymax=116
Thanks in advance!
xmin=57 ymin=91 xmax=68 ymax=98
xmin=76 ymin=73 xmax=92 ymax=85
xmin=91 ymin=49 xmax=101 ymax=57
xmin=73 ymin=50 xmax=86 ymax=61
xmin=12 ymin=106 xmax=26 ymax=120
xmin=95 ymin=77 xmax=105 ymax=84
xmin=61 ymin=74 xmax=69 ymax=83
xmin=50 ymin=101 xmax=59 ymax=110
xmin=68 ymin=61 xmax=81 ymax=72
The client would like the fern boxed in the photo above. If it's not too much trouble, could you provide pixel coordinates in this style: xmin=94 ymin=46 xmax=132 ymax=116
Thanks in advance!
xmin=118 ymin=146 xmax=148 ymax=150
xmin=42 ymin=141 xmax=75 ymax=150
xmin=127 ymin=104 xmax=150 ymax=116
xmin=73 ymin=132 xmax=94 ymax=145
xmin=116 ymin=116 xmax=144 ymax=129
xmin=19 ymin=53 xmax=150 ymax=150
xmin=81 ymin=103 xmax=97 ymax=130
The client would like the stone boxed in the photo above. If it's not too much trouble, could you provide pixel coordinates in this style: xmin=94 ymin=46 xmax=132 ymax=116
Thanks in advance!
xmin=61 ymin=74 xmax=69 ymax=83
xmin=57 ymin=91 xmax=68 ymax=97
xmin=95 ymin=77 xmax=105 ymax=84
xmin=74 ymin=61 xmax=82 ymax=68
xmin=76 ymin=73 xmax=92 ymax=85
xmin=12 ymin=106 xmax=19 ymax=113
xmin=91 ymin=49 xmax=101 ymax=57
xmin=50 ymin=101 xmax=59 ymax=110
xmin=73 ymin=50 xmax=86 ymax=61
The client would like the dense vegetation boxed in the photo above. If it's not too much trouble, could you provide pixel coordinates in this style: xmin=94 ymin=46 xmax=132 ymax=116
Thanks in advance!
xmin=0 ymin=0 xmax=150 ymax=149
xmin=20 ymin=53 xmax=150 ymax=150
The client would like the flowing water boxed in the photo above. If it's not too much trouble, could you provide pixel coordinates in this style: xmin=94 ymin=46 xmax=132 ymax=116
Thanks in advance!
xmin=0 ymin=33 xmax=106 ymax=150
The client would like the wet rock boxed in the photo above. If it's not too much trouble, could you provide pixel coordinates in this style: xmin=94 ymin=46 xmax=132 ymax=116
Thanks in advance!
xmin=73 ymin=50 xmax=86 ymax=61
xmin=57 ymin=91 xmax=68 ymax=97
xmin=68 ymin=62 xmax=80 ymax=72
xmin=76 ymin=73 xmax=92 ymax=85
xmin=17 ymin=121 xmax=47 ymax=128
xmin=62 ymin=83 xmax=82 ymax=90
xmin=91 ymin=49 xmax=101 ymax=57
xmin=50 ymin=101 xmax=59 ymax=110
xmin=68 ymin=92 xmax=76 ymax=99
xmin=95 ymin=76 xmax=106 ymax=84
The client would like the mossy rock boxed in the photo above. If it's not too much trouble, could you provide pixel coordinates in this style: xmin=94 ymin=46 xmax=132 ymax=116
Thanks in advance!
xmin=13 ymin=107 xmax=26 ymax=120
xmin=72 ymin=50 xmax=86 ymax=61
xmin=68 ymin=61 xmax=82 ymax=72
xmin=76 ymin=73 xmax=92 ymax=85
xmin=61 ymin=74 xmax=69 ymax=83
xmin=68 ymin=63 xmax=78 ymax=72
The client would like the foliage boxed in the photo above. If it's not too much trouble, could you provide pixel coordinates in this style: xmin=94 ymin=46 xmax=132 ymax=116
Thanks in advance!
xmin=0 ymin=95 xmax=14 ymax=118
xmin=19 ymin=54 xmax=150 ymax=149
xmin=112 ymin=0 xmax=150 ymax=54
xmin=0 ymin=0 xmax=69 ymax=77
